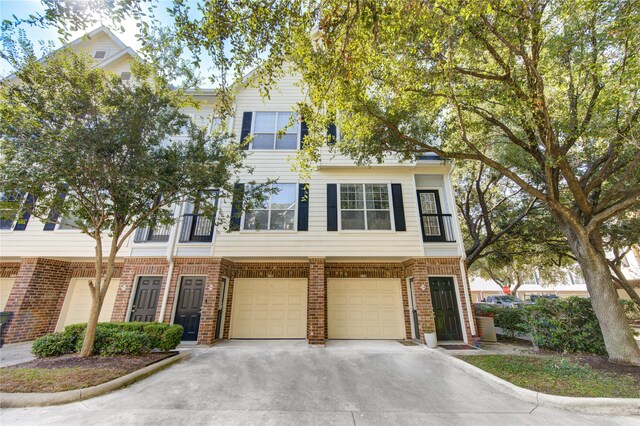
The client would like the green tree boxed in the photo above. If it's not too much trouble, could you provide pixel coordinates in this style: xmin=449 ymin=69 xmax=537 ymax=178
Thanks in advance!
xmin=9 ymin=0 xmax=640 ymax=363
xmin=454 ymin=162 xmax=537 ymax=267
xmin=0 ymin=43 xmax=255 ymax=356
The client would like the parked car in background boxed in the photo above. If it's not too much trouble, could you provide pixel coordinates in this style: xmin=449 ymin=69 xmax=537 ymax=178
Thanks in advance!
xmin=529 ymin=294 xmax=559 ymax=302
xmin=484 ymin=295 xmax=530 ymax=308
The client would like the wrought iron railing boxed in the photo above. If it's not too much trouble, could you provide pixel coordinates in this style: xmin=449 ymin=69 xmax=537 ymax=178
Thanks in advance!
xmin=420 ymin=213 xmax=456 ymax=243
xmin=133 ymin=224 xmax=170 ymax=243
xmin=179 ymin=213 xmax=214 ymax=242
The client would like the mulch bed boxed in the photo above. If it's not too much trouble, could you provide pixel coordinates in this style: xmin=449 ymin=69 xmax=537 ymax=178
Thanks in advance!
xmin=1 ymin=352 xmax=176 ymax=393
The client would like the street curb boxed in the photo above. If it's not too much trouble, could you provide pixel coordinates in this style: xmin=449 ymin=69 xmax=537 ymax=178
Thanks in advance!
xmin=429 ymin=348 xmax=640 ymax=415
xmin=0 ymin=352 xmax=190 ymax=408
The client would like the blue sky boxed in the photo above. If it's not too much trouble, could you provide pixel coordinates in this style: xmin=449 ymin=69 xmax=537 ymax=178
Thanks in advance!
xmin=0 ymin=0 xmax=186 ymax=77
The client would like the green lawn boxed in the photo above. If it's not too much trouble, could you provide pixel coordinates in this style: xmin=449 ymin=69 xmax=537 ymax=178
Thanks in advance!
xmin=458 ymin=355 xmax=640 ymax=398
xmin=0 ymin=367 xmax=127 ymax=393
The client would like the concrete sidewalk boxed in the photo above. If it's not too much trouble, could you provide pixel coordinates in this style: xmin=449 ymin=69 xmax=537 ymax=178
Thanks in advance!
xmin=1 ymin=340 xmax=637 ymax=425
xmin=0 ymin=342 xmax=35 ymax=368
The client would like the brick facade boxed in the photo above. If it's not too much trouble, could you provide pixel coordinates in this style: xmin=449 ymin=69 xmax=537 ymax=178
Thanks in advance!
xmin=307 ymin=258 xmax=326 ymax=345
xmin=1 ymin=259 xmax=124 ymax=343
xmin=110 ymin=258 xmax=169 ymax=322
xmin=403 ymin=257 xmax=474 ymax=343
xmin=1 ymin=256 xmax=474 ymax=345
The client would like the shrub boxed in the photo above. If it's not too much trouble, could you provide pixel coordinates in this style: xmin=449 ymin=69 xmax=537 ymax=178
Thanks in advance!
xmin=493 ymin=307 xmax=527 ymax=339
xmin=473 ymin=303 xmax=498 ymax=317
xmin=32 ymin=332 xmax=76 ymax=357
xmin=159 ymin=324 xmax=184 ymax=351
xmin=33 ymin=321 xmax=184 ymax=357
xmin=101 ymin=331 xmax=151 ymax=356
xmin=521 ymin=297 xmax=606 ymax=355
xmin=619 ymin=299 xmax=640 ymax=322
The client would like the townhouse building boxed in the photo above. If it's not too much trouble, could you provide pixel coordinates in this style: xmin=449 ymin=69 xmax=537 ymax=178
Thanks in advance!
xmin=0 ymin=27 xmax=476 ymax=346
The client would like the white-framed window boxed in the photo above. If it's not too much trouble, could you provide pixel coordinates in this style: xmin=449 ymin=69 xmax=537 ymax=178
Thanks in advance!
xmin=120 ymin=72 xmax=131 ymax=81
xmin=339 ymin=183 xmax=392 ymax=230
xmin=0 ymin=192 xmax=26 ymax=231
xmin=58 ymin=212 xmax=80 ymax=230
xmin=243 ymin=183 xmax=297 ymax=230
xmin=251 ymin=112 xmax=299 ymax=150
xmin=93 ymin=50 xmax=107 ymax=59
xmin=178 ymin=114 xmax=221 ymax=136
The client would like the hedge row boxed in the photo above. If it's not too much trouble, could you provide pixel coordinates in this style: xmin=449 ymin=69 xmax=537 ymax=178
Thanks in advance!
xmin=32 ymin=322 xmax=183 ymax=357
xmin=474 ymin=297 xmax=637 ymax=355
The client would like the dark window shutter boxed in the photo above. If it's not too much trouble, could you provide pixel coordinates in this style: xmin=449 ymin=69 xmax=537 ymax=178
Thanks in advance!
xmin=297 ymin=184 xmax=309 ymax=231
xmin=43 ymin=192 xmax=67 ymax=231
xmin=230 ymin=183 xmax=245 ymax=231
xmin=327 ymin=184 xmax=338 ymax=231
xmin=327 ymin=123 xmax=337 ymax=145
xmin=240 ymin=112 xmax=253 ymax=150
xmin=13 ymin=193 xmax=36 ymax=231
xmin=300 ymin=121 xmax=309 ymax=150
xmin=391 ymin=184 xmax=406 ymax=231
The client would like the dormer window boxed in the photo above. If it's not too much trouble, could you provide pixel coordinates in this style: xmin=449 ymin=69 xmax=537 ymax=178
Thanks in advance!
xmin=120 ymin=72 xmax=131 ymax=81
xmin=93 ymin=50 xmax=107 ymax=59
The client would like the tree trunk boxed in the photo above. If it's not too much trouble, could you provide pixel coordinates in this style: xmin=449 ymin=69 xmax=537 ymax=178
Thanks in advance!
xmin=563 ymin=226 xmax=640 ymax=365
xmin=79 ymin=288 xmax=103 ymax=357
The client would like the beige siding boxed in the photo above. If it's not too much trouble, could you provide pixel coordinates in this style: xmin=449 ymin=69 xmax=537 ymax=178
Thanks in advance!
xmin=0 ymin=278 xmax=15 ymax=310
xmin=55 ymin=278 xmax=120 ymax=331
xmin=72 ymin=32 xmax=122 ymax=60
xmin=213 ymin=167 xmax=430 ymax=258
xmin=0 ymin=217 xmax=112 ymax=259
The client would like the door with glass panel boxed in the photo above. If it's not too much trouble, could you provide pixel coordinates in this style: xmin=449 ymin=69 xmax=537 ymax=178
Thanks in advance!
xmin=417 ymin=190 xmax=447 ymax=242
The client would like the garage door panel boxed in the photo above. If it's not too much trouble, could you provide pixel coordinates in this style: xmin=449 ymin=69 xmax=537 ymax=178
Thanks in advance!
xmin=328 ymin=278 xmax=404 ymax=339
xmin=230 ymin=278 xmax=307 ymax=338
xmin=56 ymin=278 xmax=120 ymax=331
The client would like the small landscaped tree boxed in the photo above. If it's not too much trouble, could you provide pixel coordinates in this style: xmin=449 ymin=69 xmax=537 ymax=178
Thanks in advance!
xmin=0 ymin=41 xmax=253 ymax=356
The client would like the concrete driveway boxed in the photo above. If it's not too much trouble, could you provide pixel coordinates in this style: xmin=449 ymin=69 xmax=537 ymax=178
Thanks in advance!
xmin=1 ymin=340 xmax=636 ymax=425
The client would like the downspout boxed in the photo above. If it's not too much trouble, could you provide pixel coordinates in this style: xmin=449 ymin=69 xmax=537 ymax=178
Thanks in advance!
xmin=445 ymin=165 xmax=477 ymax=336
xmin=158 ymin=202 xmax=185 ymax=323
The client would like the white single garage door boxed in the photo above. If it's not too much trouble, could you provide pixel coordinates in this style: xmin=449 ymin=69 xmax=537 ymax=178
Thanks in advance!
xmin=328 ymin=278 xmax=405 ymax=339
xmin=230 ymin=278 xmax=307 ymax=338
xmin=0 ymin=278 xmax=16 ymax=310
xmin=55 ymin=278 xmax=120 ymax=331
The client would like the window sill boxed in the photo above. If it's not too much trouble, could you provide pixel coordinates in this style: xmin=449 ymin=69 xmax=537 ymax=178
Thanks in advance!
xmin=337 ymin=230 xmax=396 ymax=233
xmin=239 ymin=230 xmax=299 ymax=233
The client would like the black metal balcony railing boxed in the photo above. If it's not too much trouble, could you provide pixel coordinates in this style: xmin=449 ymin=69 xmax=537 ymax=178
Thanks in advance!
xmin=179 ymin=213 xmax=214 ymax=243
xmin=420 ymin=213 xmax=456 ymax=243
xmin=133 ymin=224 xmax=171 ymax=243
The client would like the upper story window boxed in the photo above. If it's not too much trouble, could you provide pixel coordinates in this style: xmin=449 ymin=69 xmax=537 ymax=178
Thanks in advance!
xmin=339 ymin=184 xmax=392 ymax=230
xmin=0 ymin=192 xmax=30 ymax=231
xmin=243 ymin=183 xmax=297 ymax=230
xmin=93 ymin=50 xmax=107 ymax=59
xmin=252 ymin=112 xmax=299 ymax=150
xmin=120 ymin=72 xmax=131 ymax=81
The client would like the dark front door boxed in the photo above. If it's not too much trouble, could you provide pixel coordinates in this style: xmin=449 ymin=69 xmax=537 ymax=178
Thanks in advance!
xmin=174 ymin=276 xmax=205 ymax=341
xmin=130 ymin=276 xmax=161 ymax=322
xmin=429 ymin=277 xmax=463 ymax=341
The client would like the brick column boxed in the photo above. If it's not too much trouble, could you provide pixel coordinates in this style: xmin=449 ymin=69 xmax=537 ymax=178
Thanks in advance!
xmin=308 ymin=257 xmax=326 ymax=345
xmin=407 ymin=258 xmax=436 ymax=344
xmin=197 ymin=259 xmax=225 ymax=345
xmin=2 ymin=258 xmax=72 ymax=343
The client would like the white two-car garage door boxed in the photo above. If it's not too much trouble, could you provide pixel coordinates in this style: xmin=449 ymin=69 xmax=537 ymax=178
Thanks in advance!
xmin=55 ymin=278 xmax=120 ymax=331
xmin=328 ymin=278 xmax=405 ymax=339
xmin=230 ymin=278 xmax=307 ymax=338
